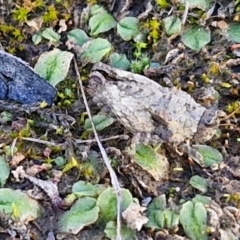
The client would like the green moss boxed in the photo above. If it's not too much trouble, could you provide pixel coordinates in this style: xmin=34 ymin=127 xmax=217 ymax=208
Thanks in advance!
xmin=0 ymin=24 xmax=15 ymax=34
xmin=0 ymin=24 xmax=24 ymax=45
xmin=43 ymin=5 xmax=58 ymax=23
xmin=12 ymin=7 xmax=29 ymax=22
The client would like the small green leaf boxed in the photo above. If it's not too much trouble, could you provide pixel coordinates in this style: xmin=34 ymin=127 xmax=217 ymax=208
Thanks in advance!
xmin=192 ymin=145 xmax=223 ymax=167
xmin=179 ymin=0 xmax=210 ymax=10
xmin=32 ymin=32 xmax=42 ymax=45
xmin=221 ymin=82 xmax=232 ymax=88
xmin=80 ymin=38 xmax=112 ymax=64
xmin=145 ymin=210 xmax=164 ymax=230
xmin=117 ymin=17 xmax=140 ymax=41
xmin=0 ymin=111 xmax=13 ymax=123
xmin=97 ymin=187 xmax=133 ymax=222
xmin=147 ymin=195 xmax=167 ymax=212
xmin=134 ymin=144 xmax=169 ymax=181
xmin=59 ymin=197 xmax=99 ymax=234
xmin=84 ymin=114 xmax=115 ymax=132
xmin=104 ymin=221 xmax=136 ymax=240
xmin=145 ymin=195 xmax=166 ymax=229
xmin=180 ymin=201 xmax=207 ymax=240
xmin=181 ymin=26 xmax=211 ymax=51
xmin=227 ymin=23 xmax=240 ymax=43
xmin=41 ymin=28 xmax=60 ymax=42
xmin=90 ymin=4 xmax=105 ymax=15
xmin=109 ymin=53 xmax=130 ymax=70
xmin=155 ymin=0 xmax=169 ymax=8
xmin=34 ymin=48 xmax=74 ymax=86
xmin=89 ymin=10 xmax=116 ymax=36
xmin=190 ymin=175 xmax=208 ymax=193
xmin=192 ymin=195 xmax=211 ymax=204
xmin=145 ymin=195 xmax=179 ymax=230
xmin=147 ymin=209 xmax=179 ymax=230
xmin=163 ymin=209 xmax=179 ymax=229
xmin=5 ymin=146 xmax=17 ymax=157
xmin=0 ymin=156 xmax=10 ymax=187
xmin=53 ymin=156 xmax=66 ymax=167
xmin=67 ymin=29 xmax=89 ymax=46
xmin=133 ymin=32 xmax=147 ymax=43
xmin=163 ymin=16 xmax=181 ymax=36
xmin=0 ymin=188 xmax=40 ymax=222
xmin=72 ymin=180 xmax=105 ymax=198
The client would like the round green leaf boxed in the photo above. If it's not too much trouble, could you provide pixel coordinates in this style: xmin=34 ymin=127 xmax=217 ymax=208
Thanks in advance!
xmin=0 ymin=188 xmax=40 ymax=222
xmin=109 ymin=53 xmax=130 ymax=70
xmin=89 ymin=11 xmax=116 ymax=36
xmin=59 ymin=197 xmax=99 ymax=234
xmin=97 ymin=187 xmax=133 ymax=222
xmin=72 ymin=180 xmax=105 ymax=198
xmin=0 ymin=156 xmax=10 ymax=187
xmin=67 ymin=29 xmax=89 ymax=46
xmin=192 ymin=145 xmax=223 ymax=167
xmin=90 ymin=4 xmax=105 ymax=15
xmin=227 ymin=23 xmax=240 ymax=43
xmin=134 ymin=144 xmax=169 ymax=181
xmin=179 ymin=0 xmax=210 ymax=10
xmin=189 ymin=175 xmax=208 ymax=193
xmin=117 ymin=17 xmax=140 ymax=41
xmin=32 ymin=32 xmax=42 ymax=45
xmin=145 ymin=195 xmax=167 ymax=230
xmin=181 ymin=26 xmax=211 ymax=51
xmin=192 ymin=195 xmax=211 ymax=205
xmin=104 ymin=221 xmax=136 ymax=240
xmin=34 ymin=48 xmax=74 ymax=86
xmin=41 ymin=28 xmax=60 ymax=42
xmin=0 ymin=111 xmax=13 ymax=123
xmin=146 ymin=208 xmax=179 ymax=230
xmin=80 ymin=38 xmax=112 ymax=64
xmin=163 ymin=16 xmax=181 ymax=36
xmin=180 ymin=201 xmax=207 ymax=240
xmin=53 ymin=156 xmax=66 ymax=167
xmin=84 ymin=114 xmax=115 ymax=132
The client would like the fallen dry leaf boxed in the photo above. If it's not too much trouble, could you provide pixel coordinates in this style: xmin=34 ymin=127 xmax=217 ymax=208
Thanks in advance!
xmin=58 ymin=19 xmax=68 ymax=33
xmin=122 ymin=202 xmax=148 ymax=231
xmin=43 ymin=147 xmax=52 ymax=158
xmin=12 ymin=166 xmax=62 ymax=206
xmin=26 ymin=16 xmax=43 ymax=31
xmin=26 ymin=163 xmax=52 ymax=176
xmin=217 ymin=20 xmax=228 ymax=30
xmin=10 ymin=152 xmax=25 ymax=167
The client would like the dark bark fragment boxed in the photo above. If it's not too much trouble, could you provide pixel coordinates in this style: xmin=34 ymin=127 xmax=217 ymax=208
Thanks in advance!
xmin=0 ymin=50 xmax=56 ymax=105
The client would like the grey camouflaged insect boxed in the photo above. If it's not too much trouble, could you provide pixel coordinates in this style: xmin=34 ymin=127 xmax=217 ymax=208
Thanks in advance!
xmin=88 ymin=62 xmax=225 ymax=163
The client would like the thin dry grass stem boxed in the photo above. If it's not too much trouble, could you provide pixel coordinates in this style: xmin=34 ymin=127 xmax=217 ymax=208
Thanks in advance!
xmin=73 ymin=58 xmax=122 ymax=240
xmin=182 ymin=1 xmax=189 ymax=25
xmin=74 ymin=134 xmax=128 ymax=144
xmin=222 ymin=106 xmax=240 ymax=121
xmin=11 ymin=137 xmax=18 ymax=157
xmin=220 ymin=122 xmax=237 ymax=127
xmin=10 ymin=137 xmax=61 ymax=159
xmin=21 ymin=137 xmax=60 ymax=146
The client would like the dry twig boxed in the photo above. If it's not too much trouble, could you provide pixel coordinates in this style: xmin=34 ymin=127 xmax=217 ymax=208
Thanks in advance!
xmin=73 ymin=58 xmax=123 ymax=240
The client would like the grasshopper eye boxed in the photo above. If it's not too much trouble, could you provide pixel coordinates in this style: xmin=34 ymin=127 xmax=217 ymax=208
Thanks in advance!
xmin=204 ymin=117 xmax=215 ymax=126
xmin=89 ymin=71 xmax=106 ymax=89
xmin=203 ymin=110 xmax=218 ymax=126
